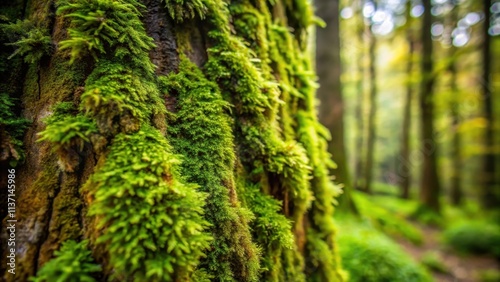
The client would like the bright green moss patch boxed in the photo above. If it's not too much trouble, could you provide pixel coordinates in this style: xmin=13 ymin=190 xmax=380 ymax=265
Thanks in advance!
xmin=86 ymin=124 xmax=211 ymax=281
xmin=162 ymin=57 xmax=260 ymax=281
xmin=30 ymin=240 xmax=101 ymax=282
xmin=56 ymin=0 xmax=155 ymax=72
xmin=163 ymin=0 xmax=209 ymax=22
xmin=37 ymin=102 xmax=97 ymax=172
xmin=81 ymin=60 xmax=164 ymax=134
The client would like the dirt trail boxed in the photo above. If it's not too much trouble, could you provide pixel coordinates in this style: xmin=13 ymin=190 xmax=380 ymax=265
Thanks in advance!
xmin=397 ymin=225 xmax=499 ymax=282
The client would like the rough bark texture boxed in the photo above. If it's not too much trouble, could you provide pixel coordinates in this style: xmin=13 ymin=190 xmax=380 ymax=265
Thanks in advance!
xmin=0 ymin=0 xmax=345 ymax=281
xmin=315 ymin=0 xmax=356 ymax=213
xmin=418 ymin=0 xmax=441 ymax=213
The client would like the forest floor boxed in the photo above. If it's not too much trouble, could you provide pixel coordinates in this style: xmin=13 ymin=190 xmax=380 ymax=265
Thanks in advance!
xmin=397 ymin=223 xmax=500 ymax=282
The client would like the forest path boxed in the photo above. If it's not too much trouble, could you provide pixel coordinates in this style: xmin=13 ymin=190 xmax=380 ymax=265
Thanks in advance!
xmin=397 ymin=224 xmax=500 ymax=282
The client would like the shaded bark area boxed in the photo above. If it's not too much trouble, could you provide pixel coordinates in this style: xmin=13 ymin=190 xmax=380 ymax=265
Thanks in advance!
xmin=353 ymin=0 xmax=365 ymax=191
xmin=315 ymin=0 xmax=356 ymax=213
xmin=418 ymin=0 xmax=441 ymax=213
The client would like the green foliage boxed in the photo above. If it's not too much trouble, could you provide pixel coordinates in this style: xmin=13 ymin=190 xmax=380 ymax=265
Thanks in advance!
xmin=353 ymin=192 xmax=423 ymax=245
xmin=337 ymin=221 xmax=432 ymax=282
xmin=81 ymin=60 xmax=164 ymax=134
xmin=0 ymin=93 xmax=30 ymax=165
xmin=56 ymin=0 xmax=155 ymax=72
xmin=163 ymin=0 xmax=209 ymax=22
xmin=479 ymin=270 xmax=500 ymax=282
xmin=86 ymin=125 xmax=212 ymax=281
xmin=421 ymin=251 xmax=448 ymax=274
xmin=1 ymin=19 xmax=52 ymax=63
xmin=30 ymin=240 xmax=101 ymax=282
xmin=443 ymin=221 xmax=500 ymax=258
xmin=162 ymin=57 xmax=260 ymax=281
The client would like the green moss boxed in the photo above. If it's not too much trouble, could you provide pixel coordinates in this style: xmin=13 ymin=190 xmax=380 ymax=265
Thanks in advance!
xmin=0 ymin=93 xmax=30 ymax=166
xmin=56 ymin=0 xmax=155 ymax=73
xmin=30 ymin=240 xmax=101 ymax=282
xmin=37 ymin=102 xmax=97 ymax=172
xmin=86 ymin=124 xmax=211 ymax=281
xmin=81 ymin=60 xmax=164 ymax=134
xmin=163 ymin=0 xmax=209 ymax=22
xmin=0 ymin=19 xmax=52 ymax=64
xmin=162 ymin=57 xmax=260 ymax=281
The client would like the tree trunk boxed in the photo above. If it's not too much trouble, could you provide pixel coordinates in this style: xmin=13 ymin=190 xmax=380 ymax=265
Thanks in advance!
xmin=418 ymin=0 xmax=441 ymax=213
xmin=0 ymin=0 xmax=345 ymax=281
xmin=364 ymin=25 xmax=377 ymax=194
xmin=480 ymin=0 xmax=499 ymax=209
xmin=399 ymin=35 xmax=415 ymax=199
xmin=354 ymin=0 xmax=366 ymax=191
xmin=448 ymin=5 xmax=463 ymax=206
xmin=316 ymin=0 xmax=357 ymax=213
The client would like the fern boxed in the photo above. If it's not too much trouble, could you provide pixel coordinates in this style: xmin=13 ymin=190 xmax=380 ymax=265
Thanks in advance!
xmin=0 ymin=93 xmax=30 ymax=165
xmin=1 ymin=19 xmax=52 ymax=63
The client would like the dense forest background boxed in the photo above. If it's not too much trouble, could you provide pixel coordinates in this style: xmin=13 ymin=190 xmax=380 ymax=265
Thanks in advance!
xmin=0 ymin=0 xmax=499 ymax=281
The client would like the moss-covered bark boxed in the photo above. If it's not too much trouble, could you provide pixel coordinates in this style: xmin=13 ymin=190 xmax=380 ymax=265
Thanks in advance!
xmin=0 ymin=0 xmax=345 ymax=281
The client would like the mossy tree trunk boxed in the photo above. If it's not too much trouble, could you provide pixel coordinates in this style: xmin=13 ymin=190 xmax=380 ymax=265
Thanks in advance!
xmin=0 ymin=0 xmax=345 ymax=281
xmin=315 ymin=0 xmax=357 ymax=213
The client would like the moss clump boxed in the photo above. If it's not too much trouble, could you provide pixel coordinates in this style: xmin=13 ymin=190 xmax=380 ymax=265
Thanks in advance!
xmin=0 ymin=93 xmax=30 ymax=166
xmin=29 ymin=240 xmax=101 ymax=282
xmin=38 ymin=102 xmax=97 ymax=172
xmin=163 ymin=0 xmax=209 ymax=22
xmin=162 ymin=57 xmax=260 ymax=281
xmin=0 ymin=19 xmax=52 ymax=63
xmin=81 ymin=60 xmax=164 ymax=134
xmin=56 ymin=0 xmax=155 ymax=73
xmin=87 ymin=124 xmax=211 ymax=281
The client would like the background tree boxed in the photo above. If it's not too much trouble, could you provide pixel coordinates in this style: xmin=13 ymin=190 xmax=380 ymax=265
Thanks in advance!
xmin=418 ymin=0 xmax=442 ymax=213
xmin=316 ymin=0 xmax=357 ymax=213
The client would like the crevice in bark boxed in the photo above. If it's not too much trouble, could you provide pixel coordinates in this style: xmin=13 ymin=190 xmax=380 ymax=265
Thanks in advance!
xmin=33 ymin=170 xmax=62 ymax=274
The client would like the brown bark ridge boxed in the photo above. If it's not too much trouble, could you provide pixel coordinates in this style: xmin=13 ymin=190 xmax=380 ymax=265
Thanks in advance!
xmin=418 ymin=0 xmax=441 ymax=213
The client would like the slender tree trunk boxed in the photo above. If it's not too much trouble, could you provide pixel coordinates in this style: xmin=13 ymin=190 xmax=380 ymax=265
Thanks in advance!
xmin=400 ymin=35 xmax=415 ymax=199
xmin=354 ymin=0 xmax=366 ymax=191
xmin=419 ymin=0 xmax=441 ymax=213
xmin=481 ymin=0 xmax=498 ymax=208
xmin=316 ymin=0 xmax=357 ymax=213
xmin=448 ymin=6 xmax=463 ymax=206
xmin=364 ymin=26 xmax=377 ymax=194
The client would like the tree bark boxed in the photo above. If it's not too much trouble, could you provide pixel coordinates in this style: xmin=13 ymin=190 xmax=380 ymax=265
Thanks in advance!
xmin=418 ymin=0 xmax=441 ymax=213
